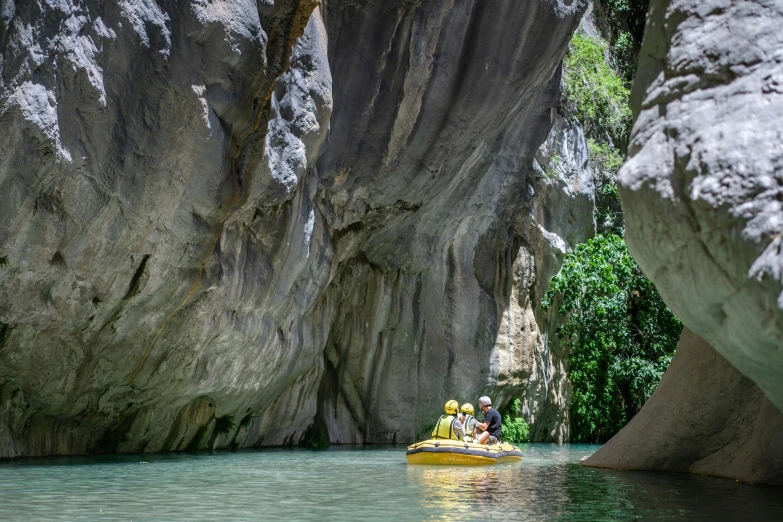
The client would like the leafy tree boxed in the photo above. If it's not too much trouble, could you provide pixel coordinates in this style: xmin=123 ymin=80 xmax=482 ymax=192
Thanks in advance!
xmin=551 ymin=1 xmax=678 ymax=443
xmin=542 ymin=234 xmax=682 ymax=443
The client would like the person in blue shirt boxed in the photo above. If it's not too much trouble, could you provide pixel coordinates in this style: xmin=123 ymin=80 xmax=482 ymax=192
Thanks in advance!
xmin=475 ymin=396 xmax=502 ymax=444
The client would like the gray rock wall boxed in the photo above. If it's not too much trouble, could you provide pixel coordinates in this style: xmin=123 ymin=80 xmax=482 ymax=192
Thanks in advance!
xmin=590 ymin=0 xmax=783 ymax=483
xmin=0 ymin=0 xmax=324 ymax=457
xmin=618 ymin=0 xmax=783 ymax=412
xmin=300 ymin=0 xmax=593 ymax=444
xmin=0 ymin=0 xmax=591 ymax=456
xmin=517 ymin=113 xmax=595 ymax=442
xmin=585 ymin=329 xmax=783 ymax=485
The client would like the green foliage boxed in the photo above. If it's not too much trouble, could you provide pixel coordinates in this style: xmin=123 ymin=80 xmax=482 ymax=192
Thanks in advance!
xmin=547 ymin=1 xmax=665 ymax=443
xmin=609 ymin=31 xmax=636 ymax=82
xmin=597 ymin=0 xmax=649 ymax=83
xmin=586 ymin=140 xmax=624 ymax=235
xmin=214 ymin=414 xmax=236 ymax=437
xmin=0 ymin=256 xmax=8 ymax=269
xmin=594 ymin=183 xmax=624 ymax=236
xmin=502 ymin=399 xmax=530 ymax=443
xmin=542 ymin=234 xmax=683 ymax=443
xmin=563 ymin=33 xmax=632 ymax=149
xmin=587 ymin=139 xmax=624 ymax=178
xmin=565 ymin=34 xmax=632 ymax=234
xmin=91 ymin=296 xmax=102 ymax=308
xmin=300 ymin=427 xmax=329 ymax=449
xmin=544 ymin=153 xmax=562 ymax=180
xmin=237 ymin=411 xmax=256 ymax=431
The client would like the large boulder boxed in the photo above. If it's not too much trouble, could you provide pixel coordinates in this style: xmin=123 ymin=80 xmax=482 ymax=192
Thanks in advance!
xmin=617 ymin=0 xmax=783 ymax=412
xmin=590 ymin=0 xmax=783 ymax=483
xmin=584 ymin=329 xmax=783 ymax=485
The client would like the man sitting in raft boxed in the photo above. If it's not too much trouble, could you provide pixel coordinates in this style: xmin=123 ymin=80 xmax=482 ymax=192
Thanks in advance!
xmin=432 ymin=400 xmax=464 ymax=441
xmin=460 ymin=403 xmax=479 ymax=442
xmin=476 ymin=396 xmax=502 ymax=444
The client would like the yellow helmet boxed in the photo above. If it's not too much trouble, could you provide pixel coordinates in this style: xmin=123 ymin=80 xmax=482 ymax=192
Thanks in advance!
xmin=460 ymin=403 xmax=474 ymax=416
xmin=444 ymin=400 xmax=459 ymax=415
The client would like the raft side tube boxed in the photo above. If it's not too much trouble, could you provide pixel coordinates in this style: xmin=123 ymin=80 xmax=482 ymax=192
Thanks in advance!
xmin=406 ymin=439 xmax=523 ymax=465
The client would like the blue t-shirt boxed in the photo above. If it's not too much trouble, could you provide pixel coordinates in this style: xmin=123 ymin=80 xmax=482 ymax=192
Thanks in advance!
xmin=484 ymin=408 xmax=502 ymax=439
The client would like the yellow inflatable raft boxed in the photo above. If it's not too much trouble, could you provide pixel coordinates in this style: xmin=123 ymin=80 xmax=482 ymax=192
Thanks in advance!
xmin=406 ymin=439 xmax=523 ymax=465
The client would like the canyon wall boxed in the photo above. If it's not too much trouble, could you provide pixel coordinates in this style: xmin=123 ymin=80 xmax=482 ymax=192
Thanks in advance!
xmin=586 ymin=0 xmax=783 ymax=484
xmin=0 ymin=0 xmax=591 ymax=456
xmin=586 ymin=329 xmax=783 ymax=485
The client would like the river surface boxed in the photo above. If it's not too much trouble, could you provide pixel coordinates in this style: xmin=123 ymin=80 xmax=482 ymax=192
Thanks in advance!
xmin=0 ymin=444 xmax=780 ymax=520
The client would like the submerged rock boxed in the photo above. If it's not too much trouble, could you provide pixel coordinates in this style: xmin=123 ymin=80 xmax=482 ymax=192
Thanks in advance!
xmin=0 ymin=0 xmax=591 ymax=456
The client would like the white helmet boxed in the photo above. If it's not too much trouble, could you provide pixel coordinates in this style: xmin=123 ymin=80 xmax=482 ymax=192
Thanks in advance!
xmin=478 ymin=396 xmax=492 ymax=407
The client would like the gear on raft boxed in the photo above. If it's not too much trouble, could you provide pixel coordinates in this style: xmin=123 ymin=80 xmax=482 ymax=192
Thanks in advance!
xmin=406 ymin=439 xmax=523 ymax=465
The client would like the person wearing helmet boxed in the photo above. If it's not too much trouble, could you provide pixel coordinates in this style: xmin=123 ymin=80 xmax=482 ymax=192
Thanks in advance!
xmin=476 ymin=396 xmax=502 ymax=444
xmin=458 ymin=403 xmax=479 ymax=442
xmin=431 ymin=400 xmax=463 ymax=441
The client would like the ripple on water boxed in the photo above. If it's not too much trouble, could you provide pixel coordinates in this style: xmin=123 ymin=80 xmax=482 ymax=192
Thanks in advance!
xmin=0 ymin=444 xmax=781 ymax=521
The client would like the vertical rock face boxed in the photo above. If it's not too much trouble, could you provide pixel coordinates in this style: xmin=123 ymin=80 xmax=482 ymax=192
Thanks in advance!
xmin=584 ymin=329 xmax=783 ymax=485
xmin=298 ymin=0 xmax=593 ymax=444
xmin=617 ymin=0 xmax=783 ymax=412
xmin=0 ymin=0 xmax=591 ymax=456
xmin=592 ymin=0 xmax=783 ymax=483
xmin=0 ymin=0 xmax=324 ymax=456
xmin=517 ymin=114 xmax=595 ymax=442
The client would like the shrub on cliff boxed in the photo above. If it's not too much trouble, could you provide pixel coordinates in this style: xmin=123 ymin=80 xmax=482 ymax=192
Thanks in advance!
xmin=502 ymin=399 xmax=530 ymax=443
xmin=563 ymin=32 xmax=630 ymax=236
xmin=597 ymin=0 xmax=649 ymax=83
xmin=587 ymin=140 xmax=624 ymax=235
xmin=563 ymin=33 xmax=632 ymax=149
xmin=542 ymin=234 xmax=682 ymax=443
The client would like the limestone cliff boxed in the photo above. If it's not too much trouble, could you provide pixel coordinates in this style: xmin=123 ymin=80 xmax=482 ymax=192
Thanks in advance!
xmin=0 ymin=0 xmax=591 ymax=456
xmin=618 ymin=0 xmax=783 ymax=415
xmin=587 ymin=0 xmax=783 ymax=483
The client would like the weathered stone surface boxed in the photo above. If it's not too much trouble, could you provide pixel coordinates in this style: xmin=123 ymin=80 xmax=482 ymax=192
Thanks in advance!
xmin=0 ymin=0 xmax=590 ymax=456
xmin=306 ymin=0 xmax=592 ymax=444
xmin=584 ymin=329 xmax=783 ymax=485
xmin=0 ymin=0 xmax=327 ymax=457
xmin=617 ymin=0 xmax=783 ymax=412
xmin=515 ymin=113 xmax=595 ymax=442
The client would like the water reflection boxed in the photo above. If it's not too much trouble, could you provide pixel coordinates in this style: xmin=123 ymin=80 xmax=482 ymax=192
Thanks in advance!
xmin=408 ymin=445 xmax=783 ymax=520
xmin=563 ymin=466 xmax=783 ymax=520
xmin=409 ymin=466 xmax=507 ymax=518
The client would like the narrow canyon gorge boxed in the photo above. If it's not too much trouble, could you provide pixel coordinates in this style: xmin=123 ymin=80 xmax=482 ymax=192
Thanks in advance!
xmin=1 ymin=0 xmax=781 ymax=485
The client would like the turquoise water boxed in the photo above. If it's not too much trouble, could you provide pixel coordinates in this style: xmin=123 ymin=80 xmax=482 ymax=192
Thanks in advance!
xmin=0 ymin=444 xmax=780 ymax=520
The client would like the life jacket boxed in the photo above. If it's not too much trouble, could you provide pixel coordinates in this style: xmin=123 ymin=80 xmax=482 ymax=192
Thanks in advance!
xmin=462 ymin=414 xmax=476 ymax=441
xmin=431 ymin=414 xmax=460 ymax=440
